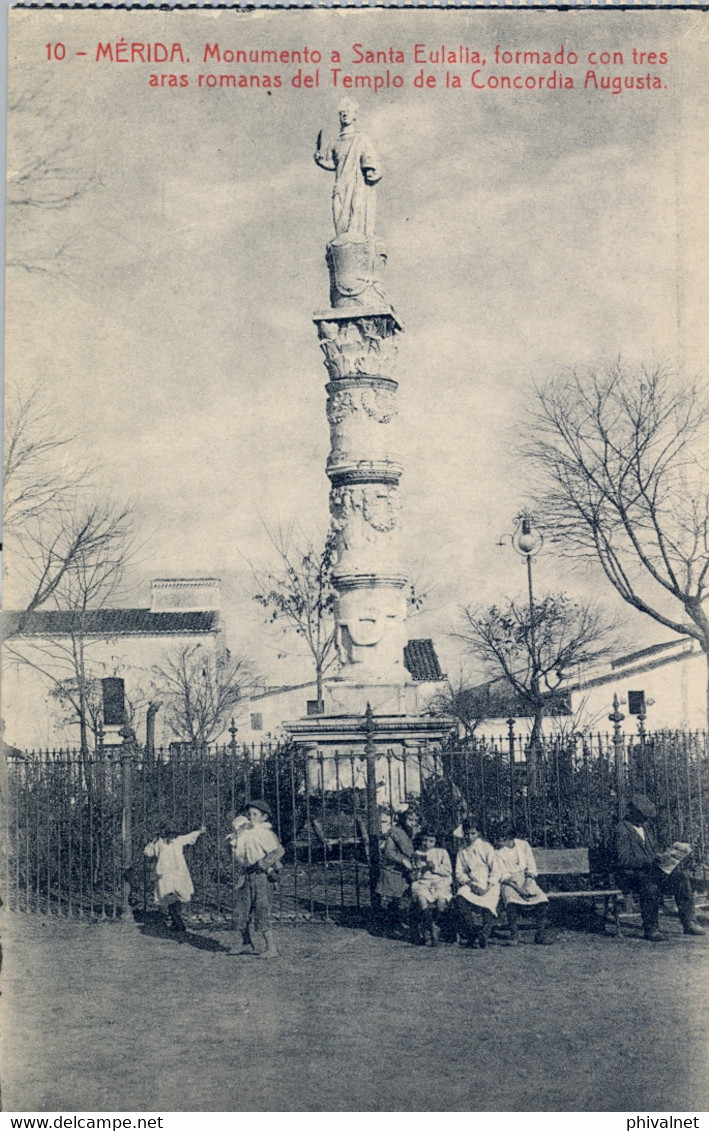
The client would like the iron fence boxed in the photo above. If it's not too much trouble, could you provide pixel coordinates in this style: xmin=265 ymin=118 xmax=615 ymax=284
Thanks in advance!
xmin=2 ymin=727 xmax=708 ymax=922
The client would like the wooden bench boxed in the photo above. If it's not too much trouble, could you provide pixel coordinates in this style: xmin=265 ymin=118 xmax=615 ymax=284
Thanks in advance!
xmin=533 ymin=847 xmax=624 ymax=937
xmin=295 ymin=813 xmax=369 ymax=860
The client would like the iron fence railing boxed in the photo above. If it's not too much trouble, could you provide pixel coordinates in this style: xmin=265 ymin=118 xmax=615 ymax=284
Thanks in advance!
xmin=2 ymin=727 xmax=707 ymax=922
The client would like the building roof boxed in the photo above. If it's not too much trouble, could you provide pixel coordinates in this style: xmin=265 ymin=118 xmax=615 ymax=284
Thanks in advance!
xmin=569 ymin=636 xmax=701 ymax=692
xmin=249 ymin=680 xmax=317 ymax=702
xmin=403 ymin=639 xmax=446 ymax=682
xmin=610 ymin=637 xmax=692 ymax=670
xmin=465 ymin=679 xmax=572 ymax=718
xmin=4 ymin=608 xmax=219 ymax=638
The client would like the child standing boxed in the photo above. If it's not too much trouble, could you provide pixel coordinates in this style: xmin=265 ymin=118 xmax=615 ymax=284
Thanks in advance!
xmin=144 ymin=824 xmax=206 ymax=932
xmin=227 ymin=799 xmax=284 ymax=959
xmin=410 ymin=829 xmax=452 ymax=946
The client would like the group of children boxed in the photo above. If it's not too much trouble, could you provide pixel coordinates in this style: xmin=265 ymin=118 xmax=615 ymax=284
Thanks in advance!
xmin=143 ymin=798 xmax=284 ymax=958
xmin=142 ymin=801 xmax=552 ymax=956
xmin=382 ymin=813 xmax=553 ymax=949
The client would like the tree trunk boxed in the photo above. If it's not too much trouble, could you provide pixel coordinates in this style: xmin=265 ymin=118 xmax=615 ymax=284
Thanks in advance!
xmin=145 ymin=702 xmax=160 ymax=760
xmin=77 ymin=647 xmax=89 ymax=758
xmin=527 ymin=709 xmax=545 ymax=797
xmin=74 ymin=633 xmax=94 ymax=799
xmin=684 ymin=608 xmax=709 ymax=730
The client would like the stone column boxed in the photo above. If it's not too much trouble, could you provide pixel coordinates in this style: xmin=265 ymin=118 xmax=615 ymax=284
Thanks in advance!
xmin=314 ymin=235 xmax=408 ymax=686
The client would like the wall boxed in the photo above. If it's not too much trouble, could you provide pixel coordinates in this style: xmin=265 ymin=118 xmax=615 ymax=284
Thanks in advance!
xmin=571 ymin=641 xmax=707 ymax=734
xmin=2 ymin=631 xmax=223 ymax=751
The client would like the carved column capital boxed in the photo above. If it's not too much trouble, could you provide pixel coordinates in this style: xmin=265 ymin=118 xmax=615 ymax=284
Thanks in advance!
xmin=315 ymin=315 xmax=400 ymax=382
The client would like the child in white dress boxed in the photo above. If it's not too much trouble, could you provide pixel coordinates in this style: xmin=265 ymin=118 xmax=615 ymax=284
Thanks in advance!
xmin=144 ymin=823 xmax=206 ymax=932
xmin=410 ymin=830 xmax=452 ymax=946
xmin=454 ymin=820 xmax=502 ymax=949
xmin=494 ymin=822 xmax=552 ymax=945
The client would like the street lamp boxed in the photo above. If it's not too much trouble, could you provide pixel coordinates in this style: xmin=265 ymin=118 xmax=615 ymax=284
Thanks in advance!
xmin=499 ymin=509 xmax=544 ymax=627
xmin=510 ymin=511 xmax=544 ymax=607
xmin=499 ymin=511 xmax=549 ymax=787
xmin=498 ymin=511 xmax=544 ymax=708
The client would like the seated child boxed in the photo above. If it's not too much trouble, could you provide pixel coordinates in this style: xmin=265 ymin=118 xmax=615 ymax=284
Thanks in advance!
xmin=375 ymin=807 xmax=421 ymax=938
xmin=144 ymin=823 xmax=206 ymax=932
xmin=410 ymin=828 xmax=452 ymax=946
xmin=454 ymin=819 xmax=502 ymax=949
xmin=494 ymin=822 xmax=552 ymax=945
xmin=227 ymin=799 xmax=284 ymax=959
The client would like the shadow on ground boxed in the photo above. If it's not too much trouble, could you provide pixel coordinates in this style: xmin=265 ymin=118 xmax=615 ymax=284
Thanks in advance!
xmin=133 ymin=910 xmax=232 ymax=953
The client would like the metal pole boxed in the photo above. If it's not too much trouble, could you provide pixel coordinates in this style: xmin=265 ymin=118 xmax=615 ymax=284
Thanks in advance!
xmin=526 ymin=549 xmax=543 ymax=799
xmin=364 ymin=704 xmax=381 ymax=909
xmin=120 ymin=725 xmax=135 ymax=911
xmin=526 ymin=551 xmax=538 ymax=698
xmin=507 ymin=716 xmax=516 ymax=762
xmin=609 ymin=695 xmax=626 ymax=820
xmin=637 ymin=708 xmax=647 ymax=746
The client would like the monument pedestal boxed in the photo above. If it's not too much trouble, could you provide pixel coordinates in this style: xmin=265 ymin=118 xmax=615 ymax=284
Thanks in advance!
xmin=284 ymin=693 xmax=453 ymax=809
xmin=322 ymin=677 xmax=434 ymax=718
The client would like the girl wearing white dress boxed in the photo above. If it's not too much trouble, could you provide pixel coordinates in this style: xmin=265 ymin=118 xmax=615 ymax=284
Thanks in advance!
xmin=454 ymin=820 xmax=502 ymax=949
xmin=494 ymin=823 xmax=552 ymax=946
xmin=410 ymin=830 xmax=452 ymax=946
xmin=144 ymin=824 xmax=206 ymax=932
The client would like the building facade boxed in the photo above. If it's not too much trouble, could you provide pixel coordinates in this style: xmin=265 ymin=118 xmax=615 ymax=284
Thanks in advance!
xmin=2 ymin=578 xmax=224 ymax=750
xmin=568 ymin=637 xmax=708 ymax=734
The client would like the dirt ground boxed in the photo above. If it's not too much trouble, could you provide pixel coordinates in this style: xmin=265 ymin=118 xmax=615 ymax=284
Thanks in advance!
xmin=1 ymin=905 xmax=707 ymax=1113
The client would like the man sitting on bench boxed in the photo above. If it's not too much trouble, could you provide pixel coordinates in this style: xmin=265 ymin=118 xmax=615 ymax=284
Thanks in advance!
xmin=614 ymin=794 xmax=704 ymax=942
xmin=494 ymin=822 xmax=553 ymax=946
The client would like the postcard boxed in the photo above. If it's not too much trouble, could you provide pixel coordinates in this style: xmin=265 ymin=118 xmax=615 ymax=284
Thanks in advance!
xmin=2 ymin=4 xmax=708 ymax=1117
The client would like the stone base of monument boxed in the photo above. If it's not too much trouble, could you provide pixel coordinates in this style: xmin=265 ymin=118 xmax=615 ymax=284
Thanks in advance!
xmin=322 ymin=678 xmax=425 ymax=718
xmin=284 ymin=684 xmax=454 ymax=808
xmin=284 ymin=709 xmax=452 ymax=750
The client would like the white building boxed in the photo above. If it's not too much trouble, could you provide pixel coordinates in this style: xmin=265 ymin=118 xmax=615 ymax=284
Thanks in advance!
xmin=2 ymin=578 xmax=225 ymax=750
xmin=568 ymin=636 xmax=708 ymax=734
xmin=233 ymin=638 xmax=448 ymax=743
xmin=468 ymin=636 xmax=708 ymax=742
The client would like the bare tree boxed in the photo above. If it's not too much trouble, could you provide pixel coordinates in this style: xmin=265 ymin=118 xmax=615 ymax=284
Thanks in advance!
xmin=3 ymin=378 xmax=142 ymax=758
xmin=6 ymin=84 xmax=101 ymax=275
xmin=457 ymin=594 xmax=616 ymax=788
xmin=154 ymin=644 xmax=256 ymax=746
xmin=3 ymin=382 xmax=79 ymax=531
xmin=4 ymin=502 xmax=136 ymax=757
xmin=11 ymin=501 xmax=135 ymax=627
xmin=528 ymin=360 xmax=709 ymax=723
xmin=252 ymin=528 xmax=338 ymax=703
xmin=3 ymin=384 xmax=137 ymax=628
xmin=428 ymin=674 xmax=513 ymax=739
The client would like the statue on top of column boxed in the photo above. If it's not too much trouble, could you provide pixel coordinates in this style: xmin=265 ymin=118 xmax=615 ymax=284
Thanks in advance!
xmin=314 ymin=99 xmax=382 ymax=241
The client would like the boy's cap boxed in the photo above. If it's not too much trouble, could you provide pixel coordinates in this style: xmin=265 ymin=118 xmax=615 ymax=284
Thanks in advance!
xmin=245 ymin=798 xmax=272 ymax=820
xmin=629 ymin=794 xmax=656 ymax=820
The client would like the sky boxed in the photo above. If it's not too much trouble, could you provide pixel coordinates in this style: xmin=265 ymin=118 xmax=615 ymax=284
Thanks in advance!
xmin=5 ymin=7 xmax=709 ymax=687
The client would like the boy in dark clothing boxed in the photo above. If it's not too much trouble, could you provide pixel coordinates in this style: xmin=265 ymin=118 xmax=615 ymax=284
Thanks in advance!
xmin=227 ymin=800 xmax=284 ymax=959
xmin=375 ymin=808 xmax=421 ymax=937
xmin=614 ymin=794 xmax=704 ymax=942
